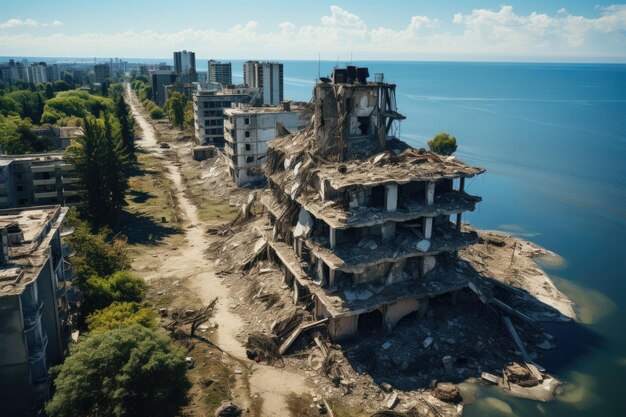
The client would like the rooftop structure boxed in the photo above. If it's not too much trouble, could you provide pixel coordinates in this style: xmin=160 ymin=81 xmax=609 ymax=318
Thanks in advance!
xmin=0 ymin=206 xmax=74 ymax=415
xmin=224 ymin=102 xmax=309 ymax=186
xmin=150 ymin=70 xmax=177 ymax=105
xmin=192 ymin=86 xmax=260 ymax=147
xmin=259 ymin=67 xmax=485 ymax=340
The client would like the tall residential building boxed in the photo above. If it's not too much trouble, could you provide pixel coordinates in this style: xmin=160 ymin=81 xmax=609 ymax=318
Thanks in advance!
xmin=243 ymin=61 xmax=283 ymax=105
xmin=0 ymin=205 xmax=74 ymax=415
xmin=173 ymin=50 xmax=197 ymax=82
xmin=224 ymin=103 xmax=308 ymax=186
xmin=150 ymin=70 xmax=177 ymax=106
xmin=45 ymin=64 xmax=60 ymax=83
xmin=208 ymin=60 xmax=232 ymax=85
xmin=0 ymin=152 xmax=81 ymax=209
xmin=27 ymin=63 xmax=48 ymax=84
xmin=192 ymin=86 xmax=259 ymax=147
xmin=93 ymin=63 xmax=112 ymax=83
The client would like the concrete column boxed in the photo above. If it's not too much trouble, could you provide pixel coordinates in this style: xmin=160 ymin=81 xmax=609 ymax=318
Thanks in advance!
xmin=329 ymin=227 xmax=337 ymax=249
xmin=385 ymin=183 xmax=398 ymax=212
xmin=424 ymin=217 xmax=433 ymax=240
xmin=328 ymin=269 xmax=336 ymax=288
xmin=426 ymin=181 xmax=435 ymax=205
xmin=317 ymin=258 xmax=326 ymax=285
xmin=456 ymin=213 xmax=462 ymax=232
xmin=381 ymin=222 xmax=396 ymax=244
xmin=296 ymin=239 xmax=303 ymax=257
xmin=460 ymin=177 xmax=465 ymax=193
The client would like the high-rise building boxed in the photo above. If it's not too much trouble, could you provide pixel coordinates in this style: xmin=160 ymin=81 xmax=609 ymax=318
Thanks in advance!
xmin=0 ymin=205 xmax=74 ymax=415
xmin=208 ymin=60 xmax=232 ymax=85
xmin=27 ymin=63 xmax=48 ymax=84
xmin=45 ymin=64 xmax=60 ymax=83
xmin=93 ymin=63 xmax=112 ymax=83
xmin=173 ymin=50 xmax=196 ymax=82
xmin=243 ymin=61 xmax=283 ymax=105
xmin=150 ymin=70 xmax=177 ymax=105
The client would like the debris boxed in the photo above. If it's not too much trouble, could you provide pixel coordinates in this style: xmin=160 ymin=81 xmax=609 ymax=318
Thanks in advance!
xmin=185 ymin=357 xmax=195 ymax=369
xmin=481 ymin=372 xmax=501 ymax=384
xmin=442 ymin=356 xmax=454 ymax=373
xmin=433 ymin=382 xmax=462 ymax=404
xmin=422 ymin=337 xmax=433 ymax=349
xmin=415 ymin=239 xmax=431 ymax=253
xmin=385 ymin=392 xmax=398 ymax=409
xmin=502 ymin=316 xmax=532 ymax=363
xmin=279 ymin=318 xmax=330 ymax=355
xmin=246 ymin=333 xmax=282 ymax=365
xmin=214 ymin=402 xmax=242 ymax=417
xmin=382 ymin=341 xmax=392 ymax=350
xmin=159 ymin=307 xmax=168 ymax=317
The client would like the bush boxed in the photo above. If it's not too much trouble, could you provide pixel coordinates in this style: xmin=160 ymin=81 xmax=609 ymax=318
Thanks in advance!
xmin=86 ymin=302 xmax=155 ymax=332
xmin=46 ymin=325 xmax=190 ymax=417
xmin=427 ymin=132 xmax=458 ymax=156
xmin=150 ymin=106 xmax=164 ymax=120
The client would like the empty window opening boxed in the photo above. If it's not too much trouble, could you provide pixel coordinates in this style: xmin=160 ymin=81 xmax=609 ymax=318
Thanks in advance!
xmin=244 ymin=117 xmax=250 ymax=124
xmin=245 ymin=144 xmax=251 ymax=151
xmin=358 ymin=309 xmax=384 ymax=338
xmin=370 ymin=185 xmax=385 ymax=209
xmin=246 ymin=156 xmax=254 ymax=163
xmin=357 ymin=117 xmax=370 ymax=135
xmin=245 ymin=131 xmax=250 ymax=138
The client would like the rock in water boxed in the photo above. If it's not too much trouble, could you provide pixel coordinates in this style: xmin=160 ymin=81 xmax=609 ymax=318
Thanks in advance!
xmin=433 ymin=382 xmax=463 ymax=403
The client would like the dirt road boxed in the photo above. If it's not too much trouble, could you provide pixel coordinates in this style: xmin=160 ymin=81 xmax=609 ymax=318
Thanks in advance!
xmin=125 ymin=85 xmax=309 ymax=416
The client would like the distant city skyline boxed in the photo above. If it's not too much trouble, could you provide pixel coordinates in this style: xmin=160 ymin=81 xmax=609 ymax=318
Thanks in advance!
xmin=1 ymin=1 xmax=626 ymax=62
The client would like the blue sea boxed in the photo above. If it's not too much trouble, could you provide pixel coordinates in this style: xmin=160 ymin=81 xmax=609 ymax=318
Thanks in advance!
xmin=270 ymin=60 xmax=626 ymax=417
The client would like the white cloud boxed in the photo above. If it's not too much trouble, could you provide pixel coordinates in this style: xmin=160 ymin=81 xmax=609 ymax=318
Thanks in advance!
xmin=0 ymin=18 xmax=39 ymax=29
xmin=0 ymin=6 xmax=625 ymax=61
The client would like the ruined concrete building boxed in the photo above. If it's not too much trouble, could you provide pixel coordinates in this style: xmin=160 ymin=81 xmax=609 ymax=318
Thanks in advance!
xmin=259 ymin=67 xmax=485 ymax=340
xmin=224 ymin=102 xmax=309 ymax=187
xmin=0 ymin=206 xmax=74 ymax=415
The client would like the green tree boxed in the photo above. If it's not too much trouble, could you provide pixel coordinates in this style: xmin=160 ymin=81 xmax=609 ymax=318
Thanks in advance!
xmin=65 ymin=210 xmax=130 ymax=281
xmin=86 ymin=302 xmax=155 ymax=333
xmin=54 ymin=80 xmax=71 ymax=92
xmin=62 ymin=71 xmax=74 ymax=86
xmin=46 ymin=324 xmax=190 ymax=417
xmin=45 ymin=83 xmax=55 ymax=99
xmin=80 ymin=271 xmax=147 ymax=316
xmin=115 ymin=95 xmax=136 ymax=161
xmin=165 ymin=92 xmax=186 ymax=127
xmin=150 ymin=106 xmax=164 ymax=120
xmin=0 ymin=96 xmax=20 ymax=116
xmin=66 ymin=115 xmax=128 ymax=225
xmin=427 ymin=132 xmax=458 ymax=156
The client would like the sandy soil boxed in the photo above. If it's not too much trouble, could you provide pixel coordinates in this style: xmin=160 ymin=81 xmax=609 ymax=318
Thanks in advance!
xmin=125 ymin=85 xmax=309 ymax=417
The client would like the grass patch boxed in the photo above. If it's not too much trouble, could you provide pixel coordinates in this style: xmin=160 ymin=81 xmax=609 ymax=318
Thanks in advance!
xmin=121 ymin=152 xmax=182 ymax=246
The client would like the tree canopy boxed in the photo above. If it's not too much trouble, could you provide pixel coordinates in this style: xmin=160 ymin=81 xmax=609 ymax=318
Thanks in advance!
xmin=428 ymin=132 xmax=458 ymax=156
xmin=66 ymin=115 xmax=129 ymax=225
xmin=46 ymin=324 xmax=190 ymax=417
xmin=86 ymin=302 xmax=155 ymax=333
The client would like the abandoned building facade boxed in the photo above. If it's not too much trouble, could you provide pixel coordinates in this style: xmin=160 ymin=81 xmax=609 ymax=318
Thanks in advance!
xmin=0 ymin=206 xmax=74 ymax=415
xmin=259 ymin=67 xmax=485 ymax=340
xmin=224 ymin=102 xmax=309 ymax=186
xmin=0 ymin=154 xmax=80 ymax=210
xmin=193 ymin=86 xmax=260 ymax=147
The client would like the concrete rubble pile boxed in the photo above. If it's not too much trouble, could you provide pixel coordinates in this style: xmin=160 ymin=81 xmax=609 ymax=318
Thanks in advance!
xmin=208 ymin=66 xmax=576 ymax=415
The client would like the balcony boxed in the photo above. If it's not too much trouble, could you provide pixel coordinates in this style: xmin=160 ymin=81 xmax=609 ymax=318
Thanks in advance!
xmin=56 ymin=280 xmax=67 ymax=298
xmin=34 ymin=191 xmax=58 ymax=200
xmin=62 ymin=177 xmax=78 ymax=184
xmin=33 ymin=178 xmax=57 ymax=186
xmin=63 ymin=190 xmax=79 ymax=197
xmin=60 ymin=227 xmax=75 ymax=238
xmin=60 ymin=164 xmax=74 ymax=172
xmin=31 ymin=165 xmax=56 ymax=173
xmin=63 ymin=261 xmax=73 ymax=281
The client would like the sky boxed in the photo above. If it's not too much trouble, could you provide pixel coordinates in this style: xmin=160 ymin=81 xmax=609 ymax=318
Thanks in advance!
xmin=1 ymin=0 xmax=626 ymax=62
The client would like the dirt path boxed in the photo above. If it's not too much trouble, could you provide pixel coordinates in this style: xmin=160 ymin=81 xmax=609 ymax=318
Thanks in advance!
xmin=125 ymin=85 xmax=309 ymax=416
